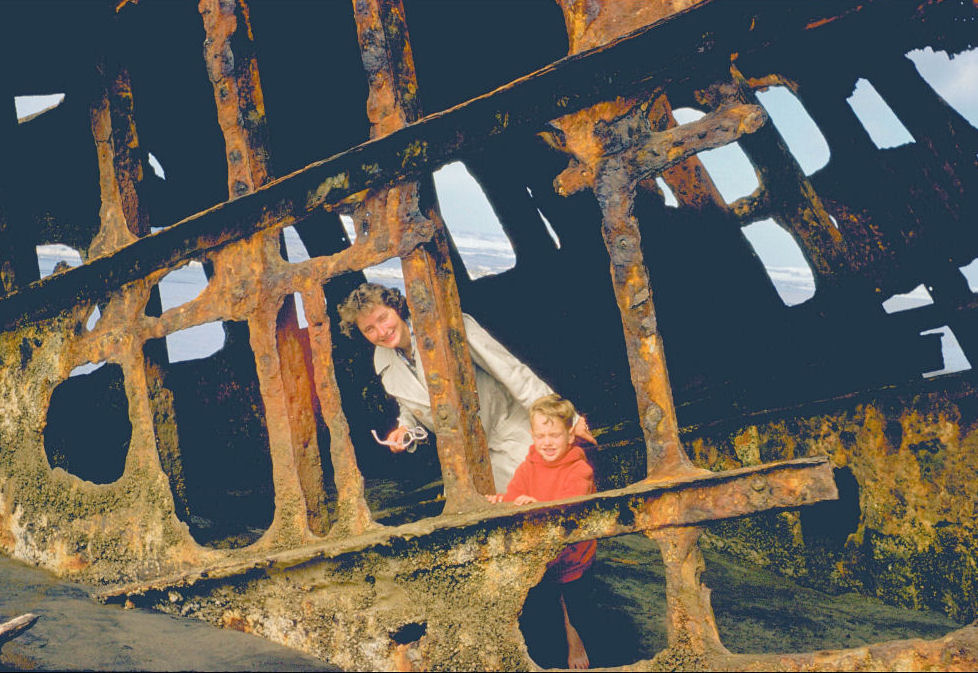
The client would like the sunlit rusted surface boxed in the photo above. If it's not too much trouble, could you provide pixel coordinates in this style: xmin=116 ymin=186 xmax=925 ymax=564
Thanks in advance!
xmin=199 ymin=0 xmax=328 ymax=543
xmin=550 ymin=100 xmax=767 ymax=479
xmin=353 ymin=0 xmax=494 ymax=509
xmin=0 ymin=0 xmax=975 ymax=670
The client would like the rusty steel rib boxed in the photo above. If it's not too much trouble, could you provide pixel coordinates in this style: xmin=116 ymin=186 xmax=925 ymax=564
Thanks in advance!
xmin=353 ymin=0 xmax=494 ymax=511
xmin=0 ymin=0 xmax=909 ymax=331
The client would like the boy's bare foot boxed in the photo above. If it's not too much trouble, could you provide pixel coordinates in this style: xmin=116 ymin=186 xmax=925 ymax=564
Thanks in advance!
xmin=566 ymin=621 xmax=589 ymax=669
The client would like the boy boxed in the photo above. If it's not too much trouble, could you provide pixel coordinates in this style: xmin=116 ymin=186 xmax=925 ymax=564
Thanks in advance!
xmin=488 ymin=393 xmax=595 ymax=669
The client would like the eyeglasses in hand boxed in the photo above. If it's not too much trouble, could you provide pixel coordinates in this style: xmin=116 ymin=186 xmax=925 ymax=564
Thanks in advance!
xmin=371 ymin=426 xmax=429 ymax=453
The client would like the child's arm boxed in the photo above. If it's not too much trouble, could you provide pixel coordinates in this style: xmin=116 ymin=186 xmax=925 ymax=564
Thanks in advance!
xmin=488 ymin=461 xmax=531 ymax=504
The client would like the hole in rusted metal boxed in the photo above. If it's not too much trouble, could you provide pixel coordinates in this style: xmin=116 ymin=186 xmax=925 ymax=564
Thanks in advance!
xmin=164 ymin=322 xmax=225 ymax=364
xmin=45 ymin=362 xmax=130 ymax=484
xmin=741 ymin=219 xmax=816 ymax=306
xmin=847 ymin=78 xmax=916 ymax=149
xmin=69 ymin=361 xmax=106 ymax=377
xmin=36 ymin=244 xmax=82 ymax=278
xmin=520 ymin=534 xmax=651 ymax=669
xmin=14 ymin=93 xmax=65 ymax=121
xmin=85 ymin=306 xmax=101 ymax=332
xmin=339 ymin=214 xmax=357 ymax=243
xmin=292 ymin=292 xmax=308 ymax=328
xmin=654 ymin=177 xmax=678 ymax=208
xmin=153 ymin=262 xmax=208 ymax=314
xmin=907 ymin=46 xmax=978 ymax=128
xmin=959 ymin=258 xmax=978 ymax=292
xmin=282 ymin=225 xmax=310 ymax=263
xmin=538 ymin=208 xmax=562 ymax=248
xmin=672 ymin=107 xmax=760 ymax=203
xmin=147 ymin=152 xmax=166 ymax=179
xmin=755 ymin=86 xmax=830 ymax=175
xmin=434 ymin=162 xmax=516 ymax=280
xmin=148 ymin=262 xmax=222 ymax=361
xmin=390 ymin=621 xmax=426 ymax=644
xmin=359 ymin=260 xmax=406 ymax=293
xmin=800 ymin=467 xmax=860 ymax=549
xmin=921 ymin=325 xmax=973 ymax=377
xmin=160 ymin=321 xmax=273 ymax=548
xmin=882 ymin=284 xmax=934 ymax=313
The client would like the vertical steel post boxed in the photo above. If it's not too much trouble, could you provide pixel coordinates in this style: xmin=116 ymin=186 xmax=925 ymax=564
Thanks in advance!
xmin=352 ymin=0 xmax=494 ymax=509
xmin=199 ymin=0 xmax=328 ymax=539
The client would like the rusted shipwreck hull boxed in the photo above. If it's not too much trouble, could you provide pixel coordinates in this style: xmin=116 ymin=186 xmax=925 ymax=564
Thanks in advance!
xmin=1 ymin=0 xmax=977 ymax=669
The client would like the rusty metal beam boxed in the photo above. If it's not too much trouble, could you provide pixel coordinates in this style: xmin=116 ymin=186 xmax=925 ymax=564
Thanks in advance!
xmin=693 ymin=626 xmax=978 ymax=671
xmin=353 ymin=0 xmax=494 ymax=509
xmin=300 ymin=282 xmax=374 ymax=537
xmin=0 ymin=0 xmax=937 ymax=331
xmin=647 ymin=527 xmax=727 ymax=655
xmin=199 ymin=0 xmax=326 ymax=543
xmin=550 ymin=101 xmax=767 ymax=479
xmin=97 ymin=455 xmax=836 ymax=599
xmin=87 ymin=57 xmax=190 ymax=509
xmin=703 ymin=68 xmax=853 ymax=281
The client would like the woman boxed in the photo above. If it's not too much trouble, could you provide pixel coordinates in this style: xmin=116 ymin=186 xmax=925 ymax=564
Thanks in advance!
xmin=337 ymin=282 xmax=594 ymax=490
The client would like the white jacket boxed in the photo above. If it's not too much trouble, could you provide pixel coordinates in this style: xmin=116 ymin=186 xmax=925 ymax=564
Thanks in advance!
xmin=374 ymin=313 xmax=555 ymax=490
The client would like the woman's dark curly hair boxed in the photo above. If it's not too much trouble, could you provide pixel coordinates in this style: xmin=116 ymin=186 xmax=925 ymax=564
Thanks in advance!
xmin=337 ymin=282 xmax=410 ymax=338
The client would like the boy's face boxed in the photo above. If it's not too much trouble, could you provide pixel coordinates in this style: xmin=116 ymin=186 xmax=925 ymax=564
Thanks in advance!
xmin=356 ymin=303 xmax=411 ymax=351
xmin=530 ymin=413 xmax=573 ymax=463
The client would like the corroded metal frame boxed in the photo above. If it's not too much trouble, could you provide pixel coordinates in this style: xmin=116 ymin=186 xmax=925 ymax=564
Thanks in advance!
xmin=0 ymin=0 xmax=976 ymax=670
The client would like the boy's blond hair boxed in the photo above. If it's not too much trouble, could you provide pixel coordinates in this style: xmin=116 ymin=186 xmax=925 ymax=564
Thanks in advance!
xmin=529 ymin=393 xmax=576 ymax=430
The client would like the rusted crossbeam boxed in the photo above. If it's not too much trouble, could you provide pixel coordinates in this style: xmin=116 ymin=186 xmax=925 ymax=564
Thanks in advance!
xmin=0 ymin=0 xmax=924 ymax=331
xmin=549 ymin=100 xmax=767 ymax=480
xmin=95 ymin=455 xmax=835 ymax=600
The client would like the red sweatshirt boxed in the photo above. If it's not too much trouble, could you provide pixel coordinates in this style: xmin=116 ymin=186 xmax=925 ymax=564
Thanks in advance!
xmin=503 ymin=443 xmax=596 ymax=583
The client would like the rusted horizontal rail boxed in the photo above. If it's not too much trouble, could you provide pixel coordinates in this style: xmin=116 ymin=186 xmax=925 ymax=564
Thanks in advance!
xmin=0 ymin=0 xmax=931 ymax=331
xmin=97 ymin=455 xmax=835 ymax=601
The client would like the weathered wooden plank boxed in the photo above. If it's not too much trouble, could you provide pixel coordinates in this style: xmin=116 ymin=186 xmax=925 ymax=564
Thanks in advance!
xmin=0 ymin=613 xmax=38 ymax=646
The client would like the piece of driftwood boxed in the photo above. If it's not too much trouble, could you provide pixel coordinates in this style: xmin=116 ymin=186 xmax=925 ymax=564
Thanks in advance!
xmin=0 ymin=613 xmax=38 ymax=646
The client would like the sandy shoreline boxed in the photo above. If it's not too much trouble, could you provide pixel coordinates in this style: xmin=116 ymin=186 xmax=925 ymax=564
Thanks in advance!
xmin=0 ymin=556 xmax=334 ymax=672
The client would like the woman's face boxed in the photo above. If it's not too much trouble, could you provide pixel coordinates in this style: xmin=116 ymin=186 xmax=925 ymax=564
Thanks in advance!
xmin=355 ymin=303 xmax=411 ymax=351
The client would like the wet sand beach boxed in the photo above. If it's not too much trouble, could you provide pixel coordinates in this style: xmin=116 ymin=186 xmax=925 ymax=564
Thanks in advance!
xmin=0 ymin=556 xmax=334 ymax=672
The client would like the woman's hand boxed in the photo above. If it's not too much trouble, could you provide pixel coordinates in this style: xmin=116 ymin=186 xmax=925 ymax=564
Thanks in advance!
xmin=513 ymin=495 xmax=538 ymax=506
xmin=385 ymin=426 xmax=411 ymax=452
xmin=572 ymin=416 xmax=597 ymax=445
xmin=485 ymin=493 xmax=504 ymax=504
